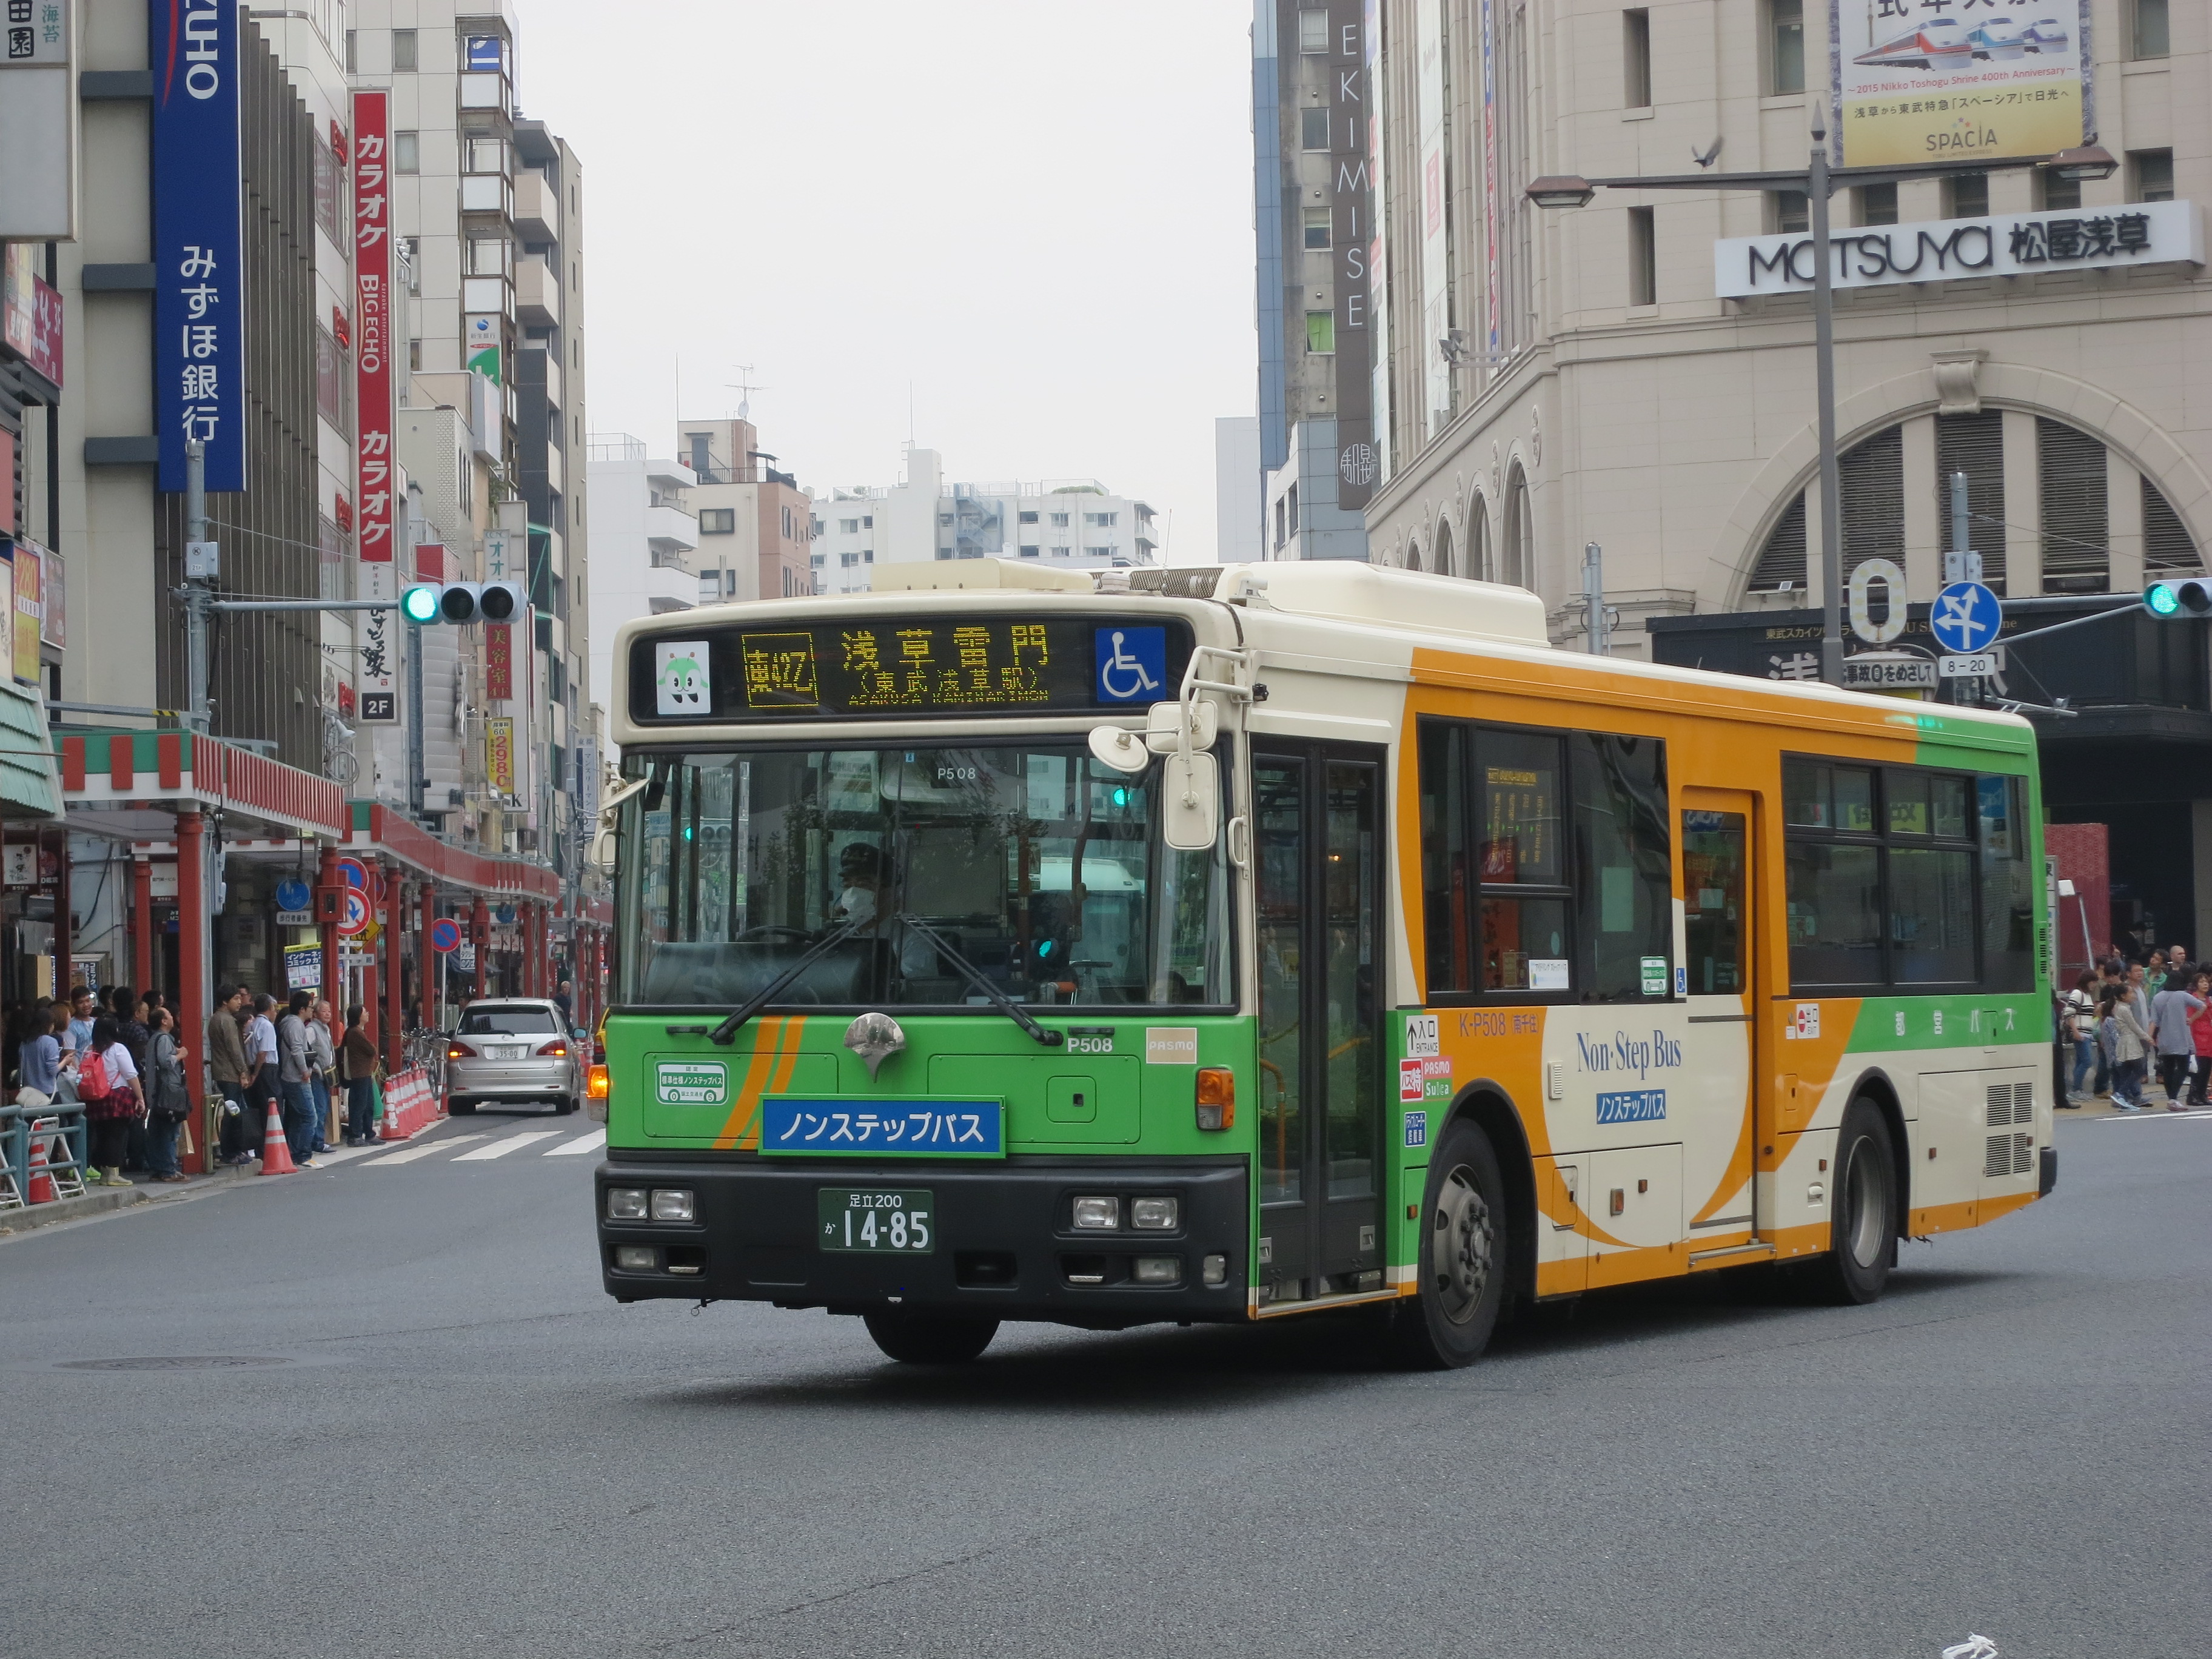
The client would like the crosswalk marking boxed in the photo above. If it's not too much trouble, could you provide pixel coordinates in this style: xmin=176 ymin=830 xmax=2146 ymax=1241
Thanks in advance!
xmin=367 ymin=1133 xmax=486 ymax=1165
xmin=545 ymin=1128 xmax=606 ymax=1156
xmin=452 ymin=1130 xmax=566 ymax=1161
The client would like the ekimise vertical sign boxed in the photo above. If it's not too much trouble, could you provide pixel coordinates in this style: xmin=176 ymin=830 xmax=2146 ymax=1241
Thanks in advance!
xmin=352 ymin=89 xmax=398 ymax=724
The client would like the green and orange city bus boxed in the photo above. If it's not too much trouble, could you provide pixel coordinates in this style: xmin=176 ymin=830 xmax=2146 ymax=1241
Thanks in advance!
xmin=591 ymin=559 xmax=2053 ymax=1366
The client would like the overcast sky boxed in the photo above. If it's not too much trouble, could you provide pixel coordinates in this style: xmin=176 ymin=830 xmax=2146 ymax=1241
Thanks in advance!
xmin=520 ymin=1 xmax=1257 ymax=564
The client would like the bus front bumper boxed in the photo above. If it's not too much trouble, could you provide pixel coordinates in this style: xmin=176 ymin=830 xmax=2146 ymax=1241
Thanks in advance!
xmin=596 ymin=1156 xmax=1250 ymax=1326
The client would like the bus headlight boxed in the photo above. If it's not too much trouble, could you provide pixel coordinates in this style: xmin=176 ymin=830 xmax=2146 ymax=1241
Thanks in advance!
xmin=1130 ymin=1196 xmax=1179 ymax=1230
xmin=650 ymin=1188 xmax=695 ymax=1222
xmin=1133 ymin=1256 xmax=1182 ymax=1285
xmin=1072 ymin=1196 xmax=1120 ymax=1230
xmin=606 ymin=1187 xmax=648 ymax=1221
xmin=614 ymin=1245 xmax=660 ymax=1272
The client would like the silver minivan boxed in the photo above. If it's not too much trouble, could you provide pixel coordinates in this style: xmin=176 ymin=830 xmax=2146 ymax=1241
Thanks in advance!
xmin=446 ymin=999 xmax=581 ymax=1116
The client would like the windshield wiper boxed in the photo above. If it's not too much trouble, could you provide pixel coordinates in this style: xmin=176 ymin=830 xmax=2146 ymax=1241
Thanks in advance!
xmin=708 ymin=919 xmax=863 ymax=1045
xmin=894 ymin=913 xmax=1064 ymax=1048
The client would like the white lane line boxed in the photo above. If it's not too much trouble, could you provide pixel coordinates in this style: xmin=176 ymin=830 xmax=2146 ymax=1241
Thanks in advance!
xmin=2093 ymin=1107 xmax=2212 ymax=1122
xmin=545 ymin=1129 xmax=606 ymax=1156
xmin=367 ymin=1133 xmax=487 ymax=1165
xmin=452 ymin=1130 xmax=566 ymax=1162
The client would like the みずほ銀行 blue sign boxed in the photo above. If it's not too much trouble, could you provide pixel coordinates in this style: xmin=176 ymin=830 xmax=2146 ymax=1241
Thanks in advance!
xmin=151 ymin=0 xmax=246 ymax=494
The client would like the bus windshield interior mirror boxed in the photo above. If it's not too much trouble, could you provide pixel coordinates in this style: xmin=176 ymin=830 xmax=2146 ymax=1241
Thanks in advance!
xmin=1161 ymin=750 xmax=1219 ymax=853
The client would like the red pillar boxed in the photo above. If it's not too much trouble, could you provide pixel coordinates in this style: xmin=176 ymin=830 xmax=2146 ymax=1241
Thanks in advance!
xmin=419 ymin=880 xmax=437 ymax=1030
xmin=130 ymin=854 xmax=153 ymax=997
xmin=175 ymin=812 xmax=207 ymax=1175
xmin=473 ymin=896 xmax=489 ymax=1002
xmin=382 ymin=863 xmax=404 ymax=1070
xmin=317 ymin=843 xmax=341 ymax=1013
xmin=53 ymin=829 xmax=70 ymax=997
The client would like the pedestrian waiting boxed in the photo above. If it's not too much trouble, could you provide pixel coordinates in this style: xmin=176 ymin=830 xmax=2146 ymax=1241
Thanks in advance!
xmin=340 ymin=1005 xmax=380 ymax=1145
xmin=206 ymin=985 xmax=255 ymax=1166
xmin=2061 ymin=969 xmax=2097 ymax=1107
xmin=144 ymin=1005 xmax=191 ymax=1182
xmin=2149 ymin=966 xmax=2207 ymax=1111
xmin=2100 ymin=987 xmax=2151 ymax=1111
xmin=76 ymin=1016 xmax=146 ymax=1187
xmin=276 ymin=991 xmax=321 ymax=1168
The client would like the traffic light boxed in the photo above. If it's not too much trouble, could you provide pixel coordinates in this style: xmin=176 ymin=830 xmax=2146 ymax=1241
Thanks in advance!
xmin=398 ymin=579 xmax=527 ymax=625
xmin=2143 ymin=578 xmax=2212 ymax=618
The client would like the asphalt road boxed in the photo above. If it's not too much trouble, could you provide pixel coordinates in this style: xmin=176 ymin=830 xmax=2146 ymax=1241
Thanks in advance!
xmin=4 ymin=1111 xmax=2207 ymax=1659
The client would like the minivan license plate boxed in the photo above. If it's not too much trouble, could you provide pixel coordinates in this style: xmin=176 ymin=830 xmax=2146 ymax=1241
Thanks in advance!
xmin=818 ymin=1188 xmax=934 ymax=1253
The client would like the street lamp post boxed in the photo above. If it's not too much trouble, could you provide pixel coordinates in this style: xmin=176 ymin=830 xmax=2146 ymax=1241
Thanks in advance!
xmin=1527 ymin=136 xmax=2114 ymax=686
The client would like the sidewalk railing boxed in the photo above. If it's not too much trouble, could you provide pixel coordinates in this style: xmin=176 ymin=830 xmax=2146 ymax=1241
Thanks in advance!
xmin=1 ymin=1100 xmax=87 ymax=1207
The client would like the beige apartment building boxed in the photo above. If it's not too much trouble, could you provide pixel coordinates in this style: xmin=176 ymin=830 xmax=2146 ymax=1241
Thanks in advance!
xmin=1351 ymin=0 xmax=2210 ymax=946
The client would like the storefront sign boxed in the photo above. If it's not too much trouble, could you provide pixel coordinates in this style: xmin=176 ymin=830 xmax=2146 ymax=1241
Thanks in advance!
xmin=151 ymin=0 xmax=246 ymax=493
xmin=0 ymin=0 xmax=75 ymax=241
xmin=284 ymin=942 xmax=324 ymax=993
xmin=1832 ymin=1 xmax=2088 ymax=169
xmin=2 ymin=244 xmax=62 ymax=385
xmin=485 ymin=621 xmax=512 ymax=699
xmin=486 ymin=716 xmax=515 ymax=794
xmin=11 ymin=537 xmax=42 ymax=683
xmin=352 ymin=89 xmax=399 ymax=725
xmin=1715 ymin=201 xmax=2202 ymax=298
xmin=37 ymin=544 xmax=61 ymax=648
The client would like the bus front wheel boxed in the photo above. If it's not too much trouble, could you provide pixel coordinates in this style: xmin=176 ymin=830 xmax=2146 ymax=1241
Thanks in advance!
xmin=1803 ymin=1097 xmax=1898 ymax=1305
xmin=1390 ymin=1118 xmax=1509 ymax=1370
xmin=862 ymin=1311 xmax=999 ymax=1365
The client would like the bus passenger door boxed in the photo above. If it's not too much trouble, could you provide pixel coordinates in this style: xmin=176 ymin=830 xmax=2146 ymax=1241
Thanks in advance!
xmin=1680 ymin=789 xmax=1761 ymax=1249
xmin=1253 ymin=744 xmax=1386 ymax=1307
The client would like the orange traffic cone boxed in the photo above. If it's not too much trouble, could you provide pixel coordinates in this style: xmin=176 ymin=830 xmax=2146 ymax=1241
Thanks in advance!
xmin=27 ymin=1127 xmax=53 ymax=1204
xmin=259 ymin=1099 xmax=297 ymax=1176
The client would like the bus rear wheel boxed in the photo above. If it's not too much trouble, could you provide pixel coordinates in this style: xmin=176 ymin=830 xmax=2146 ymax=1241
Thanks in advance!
xmin=1803 ymin=1097 xmax=1898 ymax=1305
xmin=1390 ymin=1118 xmax=1508 ymax=1370
xmin=862 ymin=1311 xmax=999 ymax=1365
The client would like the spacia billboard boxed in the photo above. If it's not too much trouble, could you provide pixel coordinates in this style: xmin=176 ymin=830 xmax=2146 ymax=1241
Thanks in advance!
xmin=1831 ymin=0 xmax=2090 ymax=168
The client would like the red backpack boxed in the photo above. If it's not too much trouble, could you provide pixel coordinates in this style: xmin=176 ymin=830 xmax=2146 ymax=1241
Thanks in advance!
xmin=78 ymin=1046 xmax=112 ymax=1104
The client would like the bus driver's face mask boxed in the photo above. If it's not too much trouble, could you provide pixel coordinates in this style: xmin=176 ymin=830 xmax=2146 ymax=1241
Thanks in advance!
xmin=837 ymin=876 xmax=879 ymax=927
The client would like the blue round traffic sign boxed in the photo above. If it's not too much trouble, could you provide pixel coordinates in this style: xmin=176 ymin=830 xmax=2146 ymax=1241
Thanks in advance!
xmin=1931 ymin=581 xmax=2001 ymax=655
xmin=275 ymin=878 xmax=312 ymax=913
xmin=430 ymin=917 xmax=463 ymax=954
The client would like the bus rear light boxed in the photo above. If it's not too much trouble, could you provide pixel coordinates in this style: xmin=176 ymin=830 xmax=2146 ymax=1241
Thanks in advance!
xmin=1195 ymin=1067 xmax=1235 ymax=1130
xmin=588 ymin=1065 xmax=610 ymax=1100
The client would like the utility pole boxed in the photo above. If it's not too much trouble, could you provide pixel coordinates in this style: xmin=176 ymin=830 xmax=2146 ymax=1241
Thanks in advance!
xmin=407 ymin=614 xmax=426 ymax=822
xmin=1808 ymin=115 xmax=1845 ymax=687
xmin=1583 ymin=542 xmax=1609 ymax=655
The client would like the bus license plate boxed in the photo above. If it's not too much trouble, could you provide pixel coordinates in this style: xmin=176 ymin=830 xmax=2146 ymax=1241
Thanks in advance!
xmin=818 ymin=1188 xmax=934 ymax=1253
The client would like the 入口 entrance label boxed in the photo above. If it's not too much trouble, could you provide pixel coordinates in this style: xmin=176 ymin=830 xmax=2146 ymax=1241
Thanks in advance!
xmin=1145 ymin=1027 xmax=1198 ymax=1064
xmin=655 ymin=1061 xmax=728 ymax=1106
xmin=1404 ymin=1013 xmax=1440 ymax=1058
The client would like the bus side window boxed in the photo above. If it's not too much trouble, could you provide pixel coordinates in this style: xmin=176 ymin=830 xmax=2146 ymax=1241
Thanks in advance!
xmin=1570 ymin=734 xmax=1670 ymax=1001
xmin=1416 ymin=720 xmax=1473 ymax=994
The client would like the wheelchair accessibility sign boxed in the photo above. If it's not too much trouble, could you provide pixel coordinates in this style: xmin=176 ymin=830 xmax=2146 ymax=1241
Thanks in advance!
xmin=1094 ymin=626 xmax=1165 ymax=704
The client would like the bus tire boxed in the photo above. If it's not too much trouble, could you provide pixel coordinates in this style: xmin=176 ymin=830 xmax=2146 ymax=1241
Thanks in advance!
xmin=1390 ymin=1118 xmax=1509 ymax=1370
xmin=862 ymin=1311 xmax=999 ymax=1365
xmin=1804 ymin=1097 xmax=1898 ymax=1306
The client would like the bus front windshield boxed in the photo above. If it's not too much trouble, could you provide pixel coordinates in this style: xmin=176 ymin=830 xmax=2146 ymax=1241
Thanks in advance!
xmin=620 ymin=743 xmax=1232 ymax=1011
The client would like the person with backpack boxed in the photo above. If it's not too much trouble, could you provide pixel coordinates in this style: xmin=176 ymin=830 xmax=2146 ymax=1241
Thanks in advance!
xmin=143 ymin=1004 xmax=192 ymax=1182
xmin=76 ymin=1016 xmax=145 ymax=1187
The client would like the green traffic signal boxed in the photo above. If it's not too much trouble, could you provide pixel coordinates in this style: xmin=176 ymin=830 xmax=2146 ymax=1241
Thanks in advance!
xmin=401 ymin=584 xmax=442 ymax=623
xmin=2144 ymin=580 xmax=2212 ymax=618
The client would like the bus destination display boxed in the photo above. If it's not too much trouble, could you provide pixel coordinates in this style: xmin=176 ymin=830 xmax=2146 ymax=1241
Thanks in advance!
xmin=631 ymin=615 xmax=1193 ymax=722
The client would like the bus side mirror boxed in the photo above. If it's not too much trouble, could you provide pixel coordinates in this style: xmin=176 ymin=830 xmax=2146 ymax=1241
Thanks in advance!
xmin=1161 ymin=751 xmax=1219 ymax=853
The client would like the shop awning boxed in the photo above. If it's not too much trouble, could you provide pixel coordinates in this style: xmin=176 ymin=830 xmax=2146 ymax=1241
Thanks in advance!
xmin=0 ymin=680 xmax=59 ymax=819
